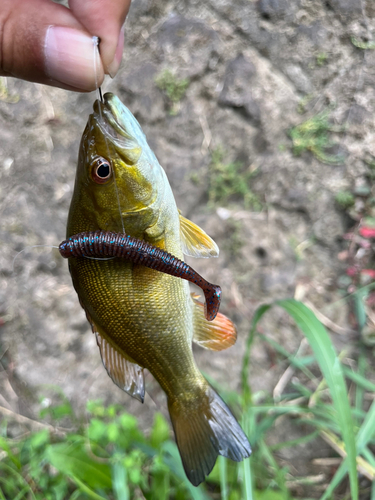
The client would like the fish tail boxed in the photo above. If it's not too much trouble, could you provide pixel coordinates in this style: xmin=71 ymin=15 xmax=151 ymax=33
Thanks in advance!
xmin=168 ymin=383 xmax=251 ymax=486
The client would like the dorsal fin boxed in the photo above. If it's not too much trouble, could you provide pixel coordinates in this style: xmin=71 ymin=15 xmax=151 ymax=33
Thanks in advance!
xmin=192 ymin=294 xmax=237 ymax=351
xmin=80 ymin=301 xmax=145 ymax=402
xmin=179 ymin=213 xmax=219 ymax=258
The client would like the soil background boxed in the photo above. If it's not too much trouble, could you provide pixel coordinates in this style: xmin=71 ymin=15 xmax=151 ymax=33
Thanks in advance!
xmin=1 ymin=0 xmax=375 ymax=498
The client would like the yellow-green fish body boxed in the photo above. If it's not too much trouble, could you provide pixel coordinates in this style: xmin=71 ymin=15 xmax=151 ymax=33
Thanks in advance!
xmin=66 ymin=93 xmax=250 ymax=485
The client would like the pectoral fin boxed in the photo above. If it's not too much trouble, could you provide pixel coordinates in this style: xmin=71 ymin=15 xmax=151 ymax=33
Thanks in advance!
xmin=179 ymin=213 xmax=219 ymax=258
xmin=192 ymin=294 xmax=237 ymax=351
xmin=80 ymin=302 xmax=145 ymax=402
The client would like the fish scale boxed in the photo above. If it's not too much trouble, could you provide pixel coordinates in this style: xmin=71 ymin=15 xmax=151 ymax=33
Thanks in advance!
xmin=64 ymin=92 xmax=251 ymax=485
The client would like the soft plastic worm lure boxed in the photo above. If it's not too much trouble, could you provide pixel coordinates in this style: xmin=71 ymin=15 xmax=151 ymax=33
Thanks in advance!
xmin=59 ymin=230 xmax=221 ymax=321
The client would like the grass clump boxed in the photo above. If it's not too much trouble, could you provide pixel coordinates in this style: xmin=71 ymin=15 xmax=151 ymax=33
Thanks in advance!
xmin=289 ymin=111 xmax=345 ymax=164
xmin=208 ymin=148 xmax=262 ymax=210
xmin=155 ymin=69 xmax=189 ymax=115
xmin=0 ymin=399 xmax=204 ymax=500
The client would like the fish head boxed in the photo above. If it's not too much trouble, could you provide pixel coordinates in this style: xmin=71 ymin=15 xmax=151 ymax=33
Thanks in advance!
xmin=70 ymin=93 xmax=164 ymax=235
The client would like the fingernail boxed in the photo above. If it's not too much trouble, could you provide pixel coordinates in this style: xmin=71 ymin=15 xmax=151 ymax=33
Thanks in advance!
xmin=44 ymin=26 xmax=104 ymax=91
xmin=107 ymin=27 xmax=125 ymax=78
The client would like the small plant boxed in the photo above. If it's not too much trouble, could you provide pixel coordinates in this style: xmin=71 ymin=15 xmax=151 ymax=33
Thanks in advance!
xmin=351 ymin=36 xmax=375 ymax=50
xmin=189 ymin=171 xmax=200 ymax=186
xmin=208 ymin=147 xmax=262 ymax=210
xmin=335 ymin=190 xmax=355 ymax=209
xmin=155 ymin=69 xmax=189 ymax=115
xmin=316 ymin=52 xmax=328 ymax=66
xmin=289 ymin=111 xmax=345 ymax=164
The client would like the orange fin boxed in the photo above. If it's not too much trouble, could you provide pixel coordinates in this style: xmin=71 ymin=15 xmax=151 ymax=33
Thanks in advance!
xmin=80 ymin=301 xmax=145 ymax=403
xmin=168 ymin=383 xmax=251 ymax=486
xmin=192 ymin=295 xmax=237 ymax=351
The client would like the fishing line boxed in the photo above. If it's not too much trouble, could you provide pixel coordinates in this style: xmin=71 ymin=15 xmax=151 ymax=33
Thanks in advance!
xmin=12 ymin=244 xmax=115 ymax=276
xmin=92 ymin=37 xmax=126 ymax=234
xmin=12 ymin=245 xmax=60 ymax=273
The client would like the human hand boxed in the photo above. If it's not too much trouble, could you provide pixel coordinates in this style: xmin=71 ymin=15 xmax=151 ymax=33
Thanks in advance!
xmin=0 ymin=0 xmax=131 ymax=92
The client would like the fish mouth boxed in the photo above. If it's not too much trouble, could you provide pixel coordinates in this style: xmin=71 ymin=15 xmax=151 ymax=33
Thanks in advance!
xmin=91 ymin=93 xmax=142 ymax=164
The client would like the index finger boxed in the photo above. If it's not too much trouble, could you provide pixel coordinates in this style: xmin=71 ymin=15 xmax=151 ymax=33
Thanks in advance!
xmin=69 ymin=0 xmax=131 ymax=76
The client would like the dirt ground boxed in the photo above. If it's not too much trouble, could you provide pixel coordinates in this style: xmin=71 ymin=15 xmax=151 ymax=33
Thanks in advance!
xmin=1 ymin=0 xmax=375 ymax=498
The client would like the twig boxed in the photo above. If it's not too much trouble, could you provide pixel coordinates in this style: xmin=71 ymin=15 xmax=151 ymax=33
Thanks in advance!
xmin=0 ymin=405 xmax=67 ymax=438
xmin=304 ymin=300 xmax=356 ymax=336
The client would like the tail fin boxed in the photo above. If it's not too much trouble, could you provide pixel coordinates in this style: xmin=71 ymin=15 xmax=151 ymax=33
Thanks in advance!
xmin=168 ymin=384 xmax=251 ymax=486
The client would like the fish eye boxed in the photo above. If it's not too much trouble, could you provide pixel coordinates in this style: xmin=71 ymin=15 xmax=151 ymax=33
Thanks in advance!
xmin=91 ymin=157 xmax=112 ymax=184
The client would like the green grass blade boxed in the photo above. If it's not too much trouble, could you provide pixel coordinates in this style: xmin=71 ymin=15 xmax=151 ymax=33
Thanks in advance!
xmin=72 ymin=476 xmax=107 ymax=500
xmin=46 ymin=441 xmax=112 ymax=490
xmin=161 ymin=441 xmax=211 ymax=500
xmin=241 ymin=304 xmax=271 ymax=404
xmin=112 ymin=461 xmax=129 ymax=500
xmin=354 ymin=349 xmax=366 ymax=426
xmin=257 ymin=333 xmax=316 ymax=380
xmin=13 ymin=486 xmax=30 ymax=500
xmin=242 ymin=458 xmax=253 ymax=500
xmin=270 ymin=431 xmax=320 ymax=451
xmin=276 ymin=300 xmax=358 ymax=500
xmin=0 ymin=462 xmax=36 ymax=500
xmin=356 ymin=397 xmax=375 ymax=451
xmin=219 ymin=456 xmax=228 ymax=500
xmin=241 ymin=409 xmax=254 ymax=499
xmin=362 ymin=448 xmax=375 ymax=468
xmin=343 ymin=366 xmax=375 ymax=392
xmin=353 ymin=290 xmax=368 ymax=333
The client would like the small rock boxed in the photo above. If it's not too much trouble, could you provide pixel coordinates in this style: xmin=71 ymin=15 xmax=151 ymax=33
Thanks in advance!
xmin=284 ymin=64 xmax=313 ymax=94
xmin=219 ymin=54 xmax=261 ymax=124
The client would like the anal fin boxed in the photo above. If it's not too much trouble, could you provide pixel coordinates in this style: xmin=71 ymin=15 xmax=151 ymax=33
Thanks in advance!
xmin=80 ymin=300 xmax=145 ymax=402
xmin=192 ymin=294 xmax=237 ymax=351
xmin=95 ymin=332 xmax=145 ymax=403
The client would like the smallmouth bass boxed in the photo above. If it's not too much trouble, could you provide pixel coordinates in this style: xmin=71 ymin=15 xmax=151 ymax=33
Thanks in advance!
xmin=65 ymin=93 xmax=251 ymax=485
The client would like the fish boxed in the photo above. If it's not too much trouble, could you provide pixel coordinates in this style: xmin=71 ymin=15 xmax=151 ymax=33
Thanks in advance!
xmin=65 ymin=92 xmax=251 ymax=486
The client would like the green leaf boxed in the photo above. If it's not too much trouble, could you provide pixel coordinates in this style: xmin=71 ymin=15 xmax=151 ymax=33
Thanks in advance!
xmin=107 ymin=422 xmax=120 ymax=443
xmin=45 ymin=441 xmax=112 ymax=490
xmin=88 ymin=419 xmax=108 ymax=443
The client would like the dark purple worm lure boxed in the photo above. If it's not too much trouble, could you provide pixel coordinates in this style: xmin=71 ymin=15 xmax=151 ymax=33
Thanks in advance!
xmin=59 ymin=230 xmax=221 ymax=321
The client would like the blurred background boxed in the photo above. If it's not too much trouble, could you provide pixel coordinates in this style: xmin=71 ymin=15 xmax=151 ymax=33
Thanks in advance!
xmin=0 ymin=0 xmax=375 ymax=498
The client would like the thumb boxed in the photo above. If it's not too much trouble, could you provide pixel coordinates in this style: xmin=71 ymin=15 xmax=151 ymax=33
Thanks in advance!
xmin=0 ymin=0 xmax=104 ymax=92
